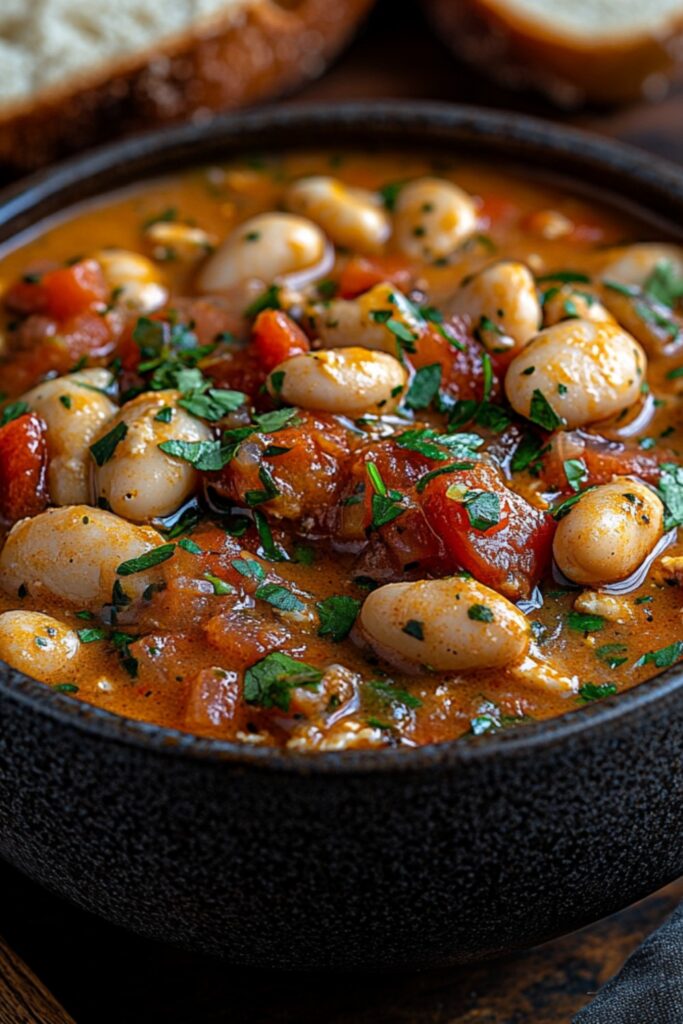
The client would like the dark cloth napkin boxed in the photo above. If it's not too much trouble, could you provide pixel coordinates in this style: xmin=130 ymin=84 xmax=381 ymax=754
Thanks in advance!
xmin=573 ymin=903 xmax=683 ymax=1023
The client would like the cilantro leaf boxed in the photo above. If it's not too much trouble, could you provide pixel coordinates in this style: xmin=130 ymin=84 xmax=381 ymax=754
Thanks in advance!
xmin=178 ymin=388 xmax=247 ymax=421
xmin=578 ymin=682 xmax=617 ymax=703
xmin=316 ymin=595 xmax=361 ymax=642
xmin=404 ymin=363 xmax=441 ymax=410
xmin=368 ymin=679 xmax=423 ymax=709
xmin=468 ymin=604 xmax=494 ymax=622
xmin=643 ymin=259 xmax=683 ymax=310
xmin=635 ymin=641 xmax=683 ymax=669
xmin=89 ymin=422 xmax=128 ymax=466
xmin=568 ymin=611 xmax=605 ymax=633
xmin=658 ymin=462 xmax=683 ymax=531
xmin=158 ymin=438 xmax=228 ymax=471
xmin=254 ymin=583 xmax=305 ymax=613
xmin=0 ymin=401 xmax=29 ymax=427
xmin=244 ymin=652 xmax=323 ymax=711
xmin=462 ymin=489 xmax=500 ymax=531
xmin=528 ymin=388 xmax=565 ymax=431
xmin=116 ymin=543 xmax=176 ymax=576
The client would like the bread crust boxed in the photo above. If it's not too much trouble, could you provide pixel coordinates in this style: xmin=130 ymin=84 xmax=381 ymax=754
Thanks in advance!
xmin=424 ymin=0 xmax=683 ymax=105
xmin=0 ymin=0 xmax=373 ymax=171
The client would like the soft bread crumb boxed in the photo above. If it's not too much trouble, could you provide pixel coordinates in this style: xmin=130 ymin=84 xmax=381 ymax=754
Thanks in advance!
xmin=490 ymin=0 xmax=683 ymax=40
xmin=0 ymin=0 xmax=252 ymax=105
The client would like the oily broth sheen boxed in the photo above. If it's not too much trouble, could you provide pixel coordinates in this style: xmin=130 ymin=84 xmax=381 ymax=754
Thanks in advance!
xmin=0 ymin=150 xmax=681 ymax=750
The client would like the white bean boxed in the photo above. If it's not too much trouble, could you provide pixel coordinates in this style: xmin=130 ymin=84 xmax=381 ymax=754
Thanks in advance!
xmin=359 ymin=577 xmax=530 ymax=672
xmin=144 ymin=222 xmax=216 ymax=262
xmin=93 ymin=248 xmax=168 ymax=313
xmin=309 ymin=282 xmax=424 ymax=356
xmin=394 ymin=177 xmax=477 ymax=260
xmin=598 ymin=243 xmax=683 ymax=289
xmin=542 ymin=284 xmax=614 ymax=328
xmin=505 ymin=319 xmax=647 ymax=429
xmin=0 ymin=611 xmax=81 ymax=685
xmin=450 ymin=261 xmax=541 ymax=350
xmin=286 ymin=176 xmax=390 ymax=254
xmin=22 ymin=369 xmax=117 ymax=506
xmin=0 ymin=506 xmax=166 ymax=608
xmin=553 ymin=478 xmax=664 ymax=586
xmin=598 ymin=244 xmax=683 ymax=356
xmin=93 ymin=390 xmax=212 ymax=522
xmin=267 ymin=347 xmax=407 ymax=417
xmin=197 ymin=212 xmax=329 ymax=294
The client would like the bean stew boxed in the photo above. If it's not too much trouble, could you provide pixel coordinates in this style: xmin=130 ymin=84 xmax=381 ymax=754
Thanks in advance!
xmin=0 ymin=150 xmax=682 ymax=751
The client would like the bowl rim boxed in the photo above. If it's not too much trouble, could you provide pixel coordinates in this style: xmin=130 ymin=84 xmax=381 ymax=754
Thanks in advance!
xmin=2 ymin=98 xmax=683 ymax=774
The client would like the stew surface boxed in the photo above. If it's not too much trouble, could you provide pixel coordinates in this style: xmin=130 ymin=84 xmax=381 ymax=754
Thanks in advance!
xmin=1 ymin=150 xmax=682 ymax=751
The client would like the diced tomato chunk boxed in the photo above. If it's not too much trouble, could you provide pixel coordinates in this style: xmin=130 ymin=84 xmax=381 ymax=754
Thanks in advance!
xmin=421 ymin=462 xmax=555 ymax=599
xmin=0 ymin=413 xmax=49 ymax=523
xmin=412 ymin=321 xmax=498 ymax=402
xmin=183 ymin=666 xmax=246 ymax=736
xmin=541 ymin=430 xmax=671 ymax=491
xmin=8 ymin=259 xmax=109 ymax=321
xmin=338 ymin=256 xmax=413 ymax=299
xmin=212 ymin=412 xmax=356 ymax=523
xmin=251 ymin=309 xmax=310 ymax=372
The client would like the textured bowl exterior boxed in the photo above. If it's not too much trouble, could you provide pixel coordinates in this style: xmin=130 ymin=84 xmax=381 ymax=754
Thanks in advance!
xmin=1 ymin=104 xmax=683 ymax=968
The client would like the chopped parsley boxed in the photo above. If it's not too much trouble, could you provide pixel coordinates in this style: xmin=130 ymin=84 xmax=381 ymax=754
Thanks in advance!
xmin=0 ymin=401 xmax=29 ymax=427
xmin=635 ymin=641 xmax=683 ymax=669
xmin=568 ymin=611 xmax=605 ymax=633
xmin=578 ymin=682 xmax=617 ymax=703
xmin=564 ymin=458 xmax=588 ymax=493
xmin=244 ymin=284 xmax=281 ymax=318
xmin=116 ymin=543 xmax=176 ymax=576
xmin=402 ymin=619 xmax=424 ymax=640
xmin=468 ymin=604 xmax=494 ymax=622
xmin=404 ymin=363 xmax=441 ymax=410
xmin=316 ymin=595 xmax=361 ymax=642
xmin=204 ymin=573 xmax=233 ymax=595
xmin=244 ymin=652 xmax=323 ymax=711
xmin=595 ymin=643 xmax=629 ymax=669
xmin=77 ymin=627 xmax=107 ymax=643
xmin=366 ymin=462 xmax=406 ymax=529
xmin=658 ymin=462 xmax=683 ymax=531
xmin=89 ymin=422 xmax=128 ymax=466
xmin=528 ymin=388 xmax=565 ymax=431
xmin=254 ymin=582 xmax=305 ymax=613
xmin=368 ymin=679 xmax=423 ymax=709
xmin=460 ymin=489 xmax=500 ymax=532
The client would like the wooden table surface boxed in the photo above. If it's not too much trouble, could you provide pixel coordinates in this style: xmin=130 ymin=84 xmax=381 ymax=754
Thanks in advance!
xmin=3 ymin=1 xmax=683 ymax=1021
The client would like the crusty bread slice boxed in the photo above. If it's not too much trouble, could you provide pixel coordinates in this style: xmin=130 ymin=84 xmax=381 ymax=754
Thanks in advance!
xmin=424 ymin=0 xmax=683 ymax=105
xmin=0 ymin=0 xmax=373 ymax=171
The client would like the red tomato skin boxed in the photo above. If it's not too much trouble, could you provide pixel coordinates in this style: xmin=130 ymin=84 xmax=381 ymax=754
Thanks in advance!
xmin=252 ymin=310 xmax=310 ymax=371
xmin=421 ymin=463 xmax=556 ymax=599
xmin=0 ymin=412 xmax=49 ymax=523
xmin=18 ymin=260 xmax=110 ymax=319
xmin=541 ymin=430 xmax=672 ymax=491
xmin=338 ymin=256 xmax=413 ymax=299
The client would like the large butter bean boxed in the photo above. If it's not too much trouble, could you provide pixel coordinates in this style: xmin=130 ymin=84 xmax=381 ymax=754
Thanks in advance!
xmin=359 ymin=577 xmax=530 ymax=671
xmin=0 ymin=506 xmax=166 ymax=607
xmin=267 ymin=348 xmax=407 ymax=416
xmin=450 ymin=261 xmax=541 ymax=350
xmin=394 ymin=177 xmax=477 ymax=260
xmin=198 ymin=212 xmax=328 ymax=293
xmin=0 ymin=611 xmax=81 ymax=684
xmin=553 ymin=479 xmax=664 ymax=586
xmin=22 ymin=369 xmax=117 ymax=505
xmin=505 ymin=320 xmax=646 ymax=429
xmin=286 ymin=177 xmax=390 ymax=254
xmin=93 ymin=390 xmax=211 ymax=522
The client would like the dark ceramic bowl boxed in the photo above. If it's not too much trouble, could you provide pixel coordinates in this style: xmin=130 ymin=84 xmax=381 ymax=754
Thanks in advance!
xmin=1 ymin=103 xmax=683 ymax=970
